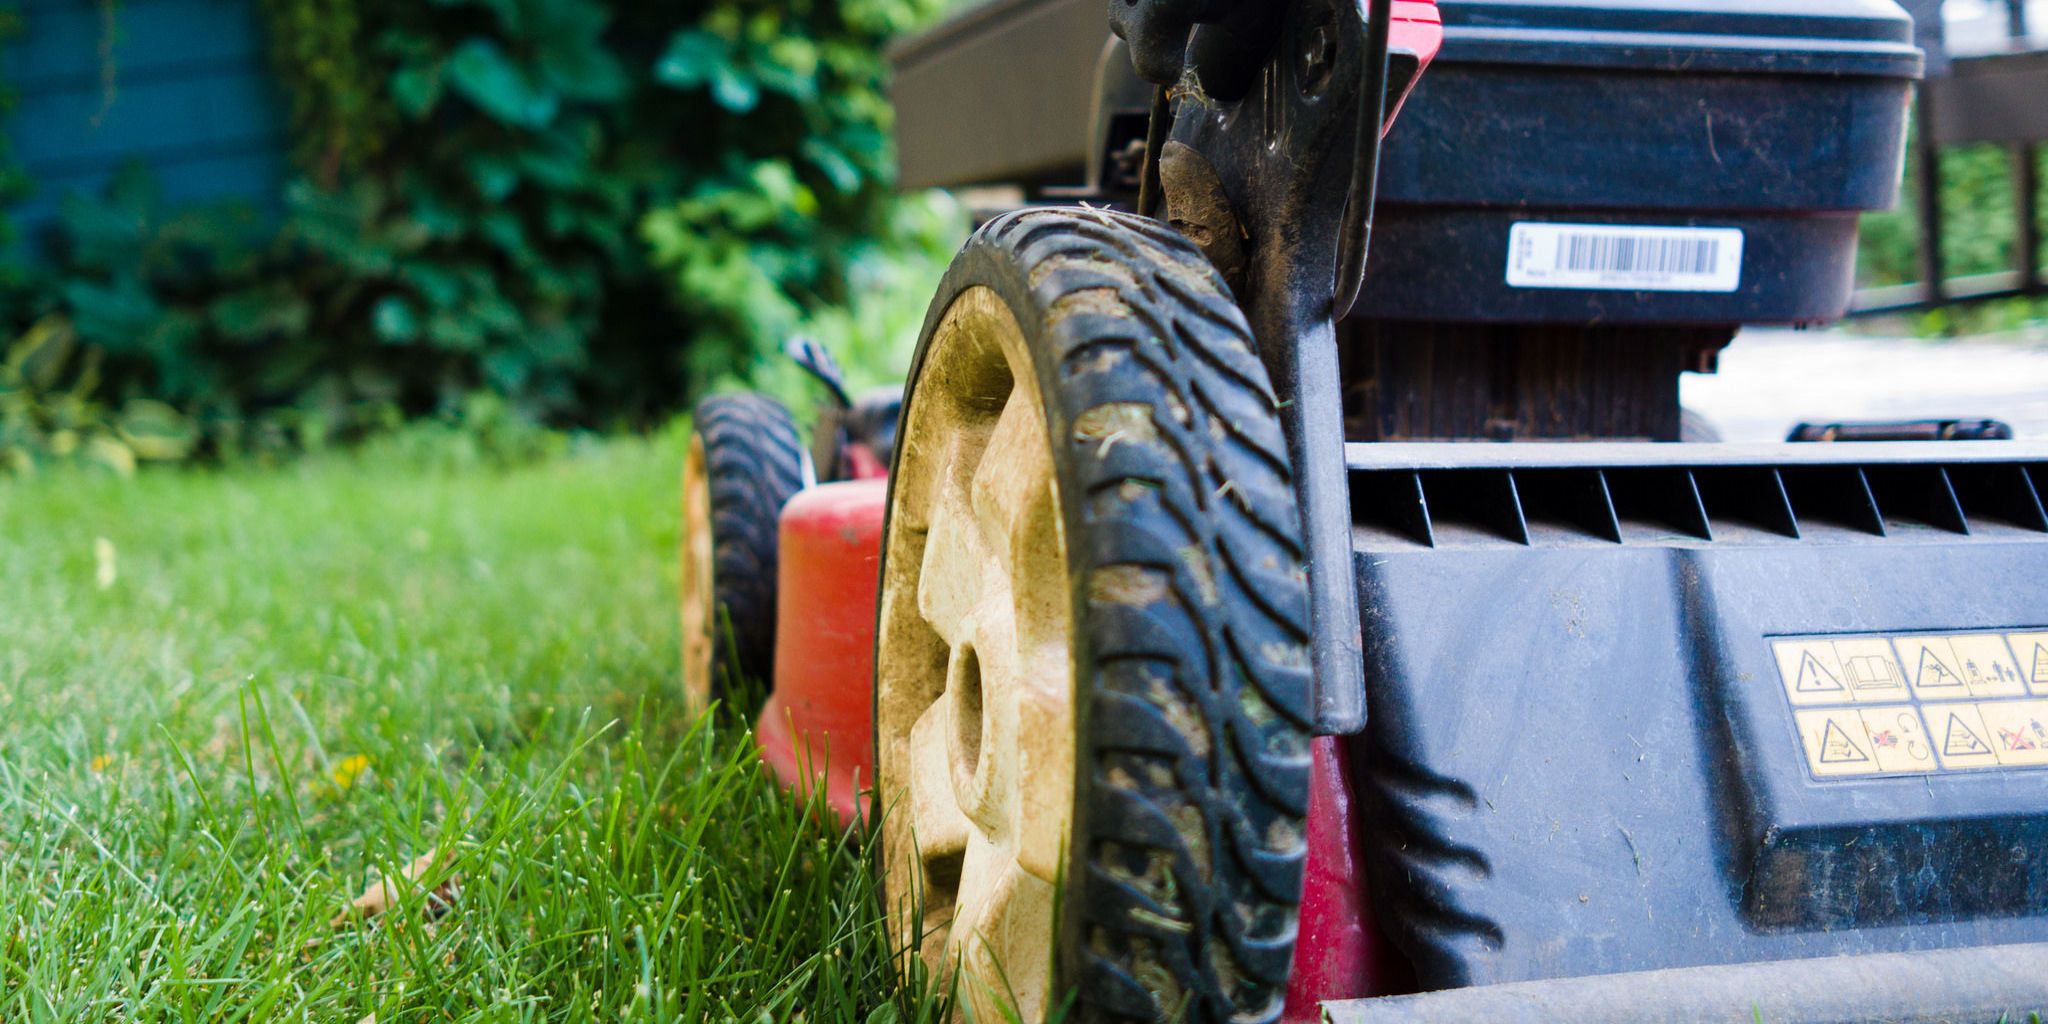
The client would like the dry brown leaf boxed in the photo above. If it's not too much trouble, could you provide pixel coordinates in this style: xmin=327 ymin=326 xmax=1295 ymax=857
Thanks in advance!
xmin=330 ymin=849 xmax=459 ymax=928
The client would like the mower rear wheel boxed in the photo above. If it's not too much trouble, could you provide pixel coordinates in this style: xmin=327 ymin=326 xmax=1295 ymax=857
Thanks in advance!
xmin=875 ymin=209 xmax=1314 ymax=1023
xmin=681 ymin=393 xmax=806 ymax=714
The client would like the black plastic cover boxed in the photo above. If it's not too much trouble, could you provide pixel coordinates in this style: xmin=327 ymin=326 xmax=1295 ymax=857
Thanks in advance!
xmin=1345 ymin=444 xmax=2048 ymax=990
xmin=1432 ymin=0 xmax=1923 ymax=77
xmin=1358 ymin=0 xmax=1921 ymax=325
xmin=890 ymin=0 xmax=1924 ymax=326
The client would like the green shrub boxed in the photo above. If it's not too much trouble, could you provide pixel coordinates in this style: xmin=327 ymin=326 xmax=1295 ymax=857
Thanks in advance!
xmin=1859 ymin=139 xmax=2048 ymax=289
xmin=0 ymin=0 xmax=955 ymax=458
xmin=0 ymin=314 xmax=197 ymax=475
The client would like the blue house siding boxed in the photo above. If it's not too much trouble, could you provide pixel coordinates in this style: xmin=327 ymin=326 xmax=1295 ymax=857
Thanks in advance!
xmin=5 ymin=0 xmax=289 ymax=243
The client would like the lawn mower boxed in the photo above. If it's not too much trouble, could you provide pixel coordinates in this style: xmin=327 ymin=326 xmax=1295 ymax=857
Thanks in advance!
xmin=679 ymin=0 xmax=2048 ymax=1021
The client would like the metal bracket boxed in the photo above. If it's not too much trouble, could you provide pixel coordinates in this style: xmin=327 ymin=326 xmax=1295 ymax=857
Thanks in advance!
xmin=1116 ymin=0 xmax=1432 ymax=735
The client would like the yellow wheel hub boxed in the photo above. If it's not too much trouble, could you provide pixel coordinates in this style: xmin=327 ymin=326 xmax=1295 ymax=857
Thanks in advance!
xmin=680 ymin=431 xmax=717 ymax=712
xmin=877 ymin=287 xmax=1076 ymax=1020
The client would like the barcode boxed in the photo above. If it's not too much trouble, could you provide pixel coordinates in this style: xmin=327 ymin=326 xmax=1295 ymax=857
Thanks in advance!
xmin=1560 ymin=234 xmax=1722 ymax=277
xmin=1506 ymin=222 xmax=1744 ymax=293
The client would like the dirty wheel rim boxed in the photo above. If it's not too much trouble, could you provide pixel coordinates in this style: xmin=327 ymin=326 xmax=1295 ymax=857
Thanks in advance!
xmin=878 ymin=287 xmax=1075 ymax=1021
xmin=680 ymin=431 xmax=718 ymax=710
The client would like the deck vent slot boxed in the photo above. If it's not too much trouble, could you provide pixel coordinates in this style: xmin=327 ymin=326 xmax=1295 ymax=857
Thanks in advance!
xmin=1779 ymin=466 xmax=1885 ymax=536
xmin=1603 ymin=467 xmax=1711 ymax=542
xmin=1349 ymin=455 xmax=2048 ymax=547
xmin=1693 ymin=468 xmax=1800 ymax=539
xmin=1418 ymin=469 xmax=1528 ymax=545
xmin=1512 ymin=469 xmax=1622 ymax=543
xmin=1865 ymin=465 xmax=1970 ymax=535
xmin=1353 ymin=470 xmax=1434 ymax=546
xmin=1947 ymin=463 xmax=2048 ymax=533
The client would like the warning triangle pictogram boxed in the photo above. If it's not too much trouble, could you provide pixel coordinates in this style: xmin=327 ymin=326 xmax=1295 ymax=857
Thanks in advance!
xmin=1818 ymin=720 xmax=1871 ymax=764
xmin=1914 ymin=646 xmax=1966 ymax=690
xmin=1793 ymin=651 xmax=1846 ymax=694
xmin=2031 ymin=644 xmax=2048 ymax=686
xmin=1941 ymin=713 xmax=1992 ymax=757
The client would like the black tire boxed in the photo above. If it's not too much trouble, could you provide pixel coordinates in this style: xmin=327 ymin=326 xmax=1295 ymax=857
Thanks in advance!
xmin=878 ymin=209 xmax=1314 ymax=1023
xmin=683 ymin=393 xmax=806 ymax=710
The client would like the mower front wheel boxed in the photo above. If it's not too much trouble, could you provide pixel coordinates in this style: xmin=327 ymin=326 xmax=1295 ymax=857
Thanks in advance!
xmin=875 ymin=209 xmax=1315 ymax=1023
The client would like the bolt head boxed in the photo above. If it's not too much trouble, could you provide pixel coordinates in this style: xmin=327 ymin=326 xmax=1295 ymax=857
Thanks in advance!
xmin=1298 ymin=18 xmax=1335 ymax=95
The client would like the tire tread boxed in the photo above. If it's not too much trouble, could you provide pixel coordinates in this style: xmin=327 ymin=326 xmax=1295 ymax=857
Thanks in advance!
xmin=969 ymin=208 xmax=1314 ymax=1024
xmin=692 ymin=393 xmax=805 ymax=701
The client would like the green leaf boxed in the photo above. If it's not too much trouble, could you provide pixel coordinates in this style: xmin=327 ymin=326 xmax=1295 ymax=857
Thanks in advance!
xmin=802 ymin=139 xmax=862 ymax=195
xmin=538 ymin=41 xmax=628 ymax=103
xmin=115 ymin=399 xmax=197 ymax=461
xmin=753 ymin=37 xmax=820 ymax=101
xmin=654 ymin=30 xmax=728 ymax=89
xmin=373 ymin=296 xmax=422 ymax=343
xmin=515 ymin=126 xmax=595 ymax=189
xmin=426 ymin=310 xmax=485 ymax=351
xmin=58 ymin=170 xmax=159 ymax=275
xmin=709 ymin=67 xmax=760 ymax=113
xmin=391 ymin=61 xmax=447 ymax=119
xmin=479 ymin=211 xmax=532 ymax=263
xmin=447 ymin=38 xmax=559 ymax=127
xmin=209 ymin=288 xmax=310 ymax=343
xmin=468 ymin=154 xmax=522 ymax=202
xmin=63 ymin=279 xmax=163 ymax=352
xmin=400 ymin=264 xmax=464 ymax=309
xmin=7 ymin=316 xmax=78 ymax=393
xmin=86 ymin=434 xmax=136 ymax=476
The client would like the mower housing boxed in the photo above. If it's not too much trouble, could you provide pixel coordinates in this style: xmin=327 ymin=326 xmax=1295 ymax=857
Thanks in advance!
xmin=892 ymin=0 xmax=1924 ymax=443
xmin=1343 ymin=442 xmax=2048 ymax=993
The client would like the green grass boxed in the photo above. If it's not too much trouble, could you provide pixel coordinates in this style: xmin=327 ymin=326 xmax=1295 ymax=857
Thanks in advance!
xmin=0 ymin=430 xmax=939 ymax=1022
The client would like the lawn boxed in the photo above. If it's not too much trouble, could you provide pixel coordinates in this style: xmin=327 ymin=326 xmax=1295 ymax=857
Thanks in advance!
xmin=0 ymin=432 xmax=934 ymax=1022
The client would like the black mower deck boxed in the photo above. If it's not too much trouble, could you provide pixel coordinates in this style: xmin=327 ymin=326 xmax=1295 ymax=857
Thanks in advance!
xmin=1346 ymin=441 xmax=2048 ymax=989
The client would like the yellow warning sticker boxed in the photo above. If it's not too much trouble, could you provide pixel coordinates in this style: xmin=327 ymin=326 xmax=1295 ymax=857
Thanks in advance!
xmin=1772 ymin=639 xmax=1908 ymax=706
xmin=1793 ymin=706 xmax=1939 ymax=777
xmin=1856 ymin=706 xmax=1938 ymax=774
xmin=1976 ymin=700 xmax=2048 ymax=767
xmin=1834 ymin=638 xmax=1912 ymax=703
xmin=2008 ymin=632 xmax=2048 ymax=696
xmin=1927 ymin=704 xmax=2001 ymax=769
xmin=1793 ymin=709 xmax=1882 ymax=777
xmin=1946 ymin=634 xmax=2028 ymax=699
xmin=1773 ymin=630 xmax=2048 ymax=780
xmin=1774 ymin=640 xmax=1850 ymax=706
xmin=1896 ymin=636 xmax=1971 ymax=700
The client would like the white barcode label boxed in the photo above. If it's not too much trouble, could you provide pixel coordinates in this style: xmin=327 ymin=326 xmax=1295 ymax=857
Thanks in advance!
xmin=1506 ymin=223 xmax=1744 ymax=293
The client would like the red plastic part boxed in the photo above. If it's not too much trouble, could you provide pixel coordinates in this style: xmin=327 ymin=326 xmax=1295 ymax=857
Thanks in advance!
xmin=844 ymin=443 xmax=889 ymax=481
xmin=754 ymin=479 xmax=888 ymax=825
xmin=1283 ymin=737 xmax=1414 ymax=1019
xmin=1387 ymin=1 xmax=1445 ymax=132
xmin=1392 ymin=1 xmax=1443 ymax=49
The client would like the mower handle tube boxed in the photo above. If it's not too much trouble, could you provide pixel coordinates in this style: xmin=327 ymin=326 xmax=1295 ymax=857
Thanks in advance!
xmin=1320 ymin=941 xmax=2048 ymax=1024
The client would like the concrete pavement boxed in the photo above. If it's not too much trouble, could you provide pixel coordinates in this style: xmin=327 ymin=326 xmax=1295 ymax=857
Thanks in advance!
xmin=1682 ymin=328 xmax=2048 ymax=443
